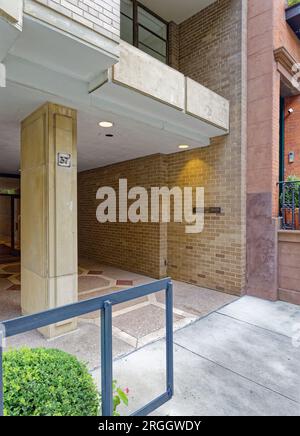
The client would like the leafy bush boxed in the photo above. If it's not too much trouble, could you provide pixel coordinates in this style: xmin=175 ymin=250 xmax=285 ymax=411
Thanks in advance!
xmin=289 ymin=0 xmax=300 ymax=6
xmin=3 ymin=348 xmax=99 ymax=416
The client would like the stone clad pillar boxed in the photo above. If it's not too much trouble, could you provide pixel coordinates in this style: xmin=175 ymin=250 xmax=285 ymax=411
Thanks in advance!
xmin=21 ymin=103 xmax=78 ymax=338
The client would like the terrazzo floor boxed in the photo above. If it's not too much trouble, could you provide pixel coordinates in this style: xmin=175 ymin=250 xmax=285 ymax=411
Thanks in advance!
xmin=0 ymin=254 xmax=238 ymax=369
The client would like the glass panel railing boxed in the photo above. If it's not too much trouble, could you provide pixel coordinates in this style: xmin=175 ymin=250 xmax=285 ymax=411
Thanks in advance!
xmin=121 ymin=14 xmax=134 ymax=45
xmin=139 ymin=26 xmax=167 ymax=57
xmin=138 ymin=6 xmax=167 ymax=40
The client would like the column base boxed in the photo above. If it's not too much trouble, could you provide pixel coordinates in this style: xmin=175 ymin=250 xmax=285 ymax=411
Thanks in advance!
xmin=21 ymin=267 xmax=78 ymax=339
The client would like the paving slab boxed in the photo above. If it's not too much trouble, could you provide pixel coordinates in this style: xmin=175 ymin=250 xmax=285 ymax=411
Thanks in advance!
xmin=78 ymin=275 xmax=111 ymax=293
xmin=174 ymin=312 xmax=300 ymax=403
xmin=218 ymin=296 xmax=300 ymax=338
xmin=112 ymin=341 xmax=300 ymax=416
xmin=157 ymin=281 xmax=237 ymax=317
xmin=113 ymin=304 xmax=183 ymax=338
xmin=0 ymin=290 xmax=21 ymax=321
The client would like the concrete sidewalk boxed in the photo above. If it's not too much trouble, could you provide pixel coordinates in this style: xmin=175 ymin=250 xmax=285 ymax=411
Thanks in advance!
xmin=112 ymin=296 xmax=300 ymax=416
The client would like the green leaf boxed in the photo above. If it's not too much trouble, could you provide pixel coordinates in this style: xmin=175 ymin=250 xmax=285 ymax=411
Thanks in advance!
xmin=117 ymin=388 xmax=129 ymax=406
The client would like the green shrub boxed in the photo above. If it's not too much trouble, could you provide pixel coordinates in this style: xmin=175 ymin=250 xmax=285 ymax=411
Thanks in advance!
xmin=289 ymin=0 xmax=300 ymax=7
xmin=3 ymin=348 xmax=99 ymax=416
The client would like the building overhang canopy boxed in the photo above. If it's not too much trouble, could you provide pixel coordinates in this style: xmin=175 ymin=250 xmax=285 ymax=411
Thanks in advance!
xmin=1 ymin=1 xmax=119 ymax=84
xmin=90 ymin=42 xmax=230 ymax=146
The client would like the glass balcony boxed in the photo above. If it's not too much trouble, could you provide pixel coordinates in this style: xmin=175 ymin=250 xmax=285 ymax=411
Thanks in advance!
xmin=121 ymin=0 xmax=168 ymax=64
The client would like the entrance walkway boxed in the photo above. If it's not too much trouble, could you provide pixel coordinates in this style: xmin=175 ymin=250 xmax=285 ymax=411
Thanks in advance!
xmin=112 ymin=296 xmax=300 ymax=416
xmin=0 ymin=256 xmax=237 ymax=369
xmin=1 ymin=255 xmax=299 ymax=415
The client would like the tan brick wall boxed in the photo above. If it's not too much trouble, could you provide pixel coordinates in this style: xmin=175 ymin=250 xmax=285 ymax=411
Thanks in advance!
xmin=167 ymin=0 xmax=247 ymax=295
xmin=33 ymin=0 xmax=120 ymax=42
xmin=79 ymin=142 xmax=246 ymax=295
xmin=78 ymin=154 xmax=168 ymax=279
xmin=78 ymin=0 xmax=247 ymax=295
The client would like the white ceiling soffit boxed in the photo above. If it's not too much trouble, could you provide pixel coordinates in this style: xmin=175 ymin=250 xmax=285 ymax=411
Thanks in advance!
xmin=0 ymin=82 xmax=206 ymax=174
xmin=76 ymin=109 xmax=204 ymax=172
xmin=92 ymin=82 xmax=222 ymax=146
xmin=140 ymin=0 xmax=216 ymax=24
xmin=4 ymin=51 xmax=222 ymax=147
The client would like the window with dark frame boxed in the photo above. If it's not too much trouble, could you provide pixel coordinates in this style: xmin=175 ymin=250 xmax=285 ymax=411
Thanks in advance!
xmin=120 ymin=0 xmax=169 ymax=64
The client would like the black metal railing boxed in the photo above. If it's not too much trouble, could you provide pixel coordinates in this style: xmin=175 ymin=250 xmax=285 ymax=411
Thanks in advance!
xmin=0 ymin=278 xmax=174 ymax=416
xmin=279 ymin=180 xmax=300 ymax=230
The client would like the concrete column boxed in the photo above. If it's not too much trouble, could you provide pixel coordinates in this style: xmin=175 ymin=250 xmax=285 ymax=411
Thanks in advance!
xmin=21 ymin=103 xmax=78 ymax=338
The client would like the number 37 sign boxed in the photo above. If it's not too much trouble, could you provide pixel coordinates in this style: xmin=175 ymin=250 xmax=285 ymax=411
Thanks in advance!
xmin=57 ymin=153 xmax=72 ymax=168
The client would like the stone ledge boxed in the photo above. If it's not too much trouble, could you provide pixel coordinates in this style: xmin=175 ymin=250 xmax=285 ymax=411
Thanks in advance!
xmin=274 ymin=46 xmax=300 ymax=95
xmin=279 ymin=288 xmax=300 ymax=306
xmin=278 ymin=229 xmax=300 ymax=243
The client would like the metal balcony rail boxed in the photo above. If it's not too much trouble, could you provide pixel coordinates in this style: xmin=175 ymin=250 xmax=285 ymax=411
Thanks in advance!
xmin=0 ymin=278 xmax=174 ymax=417
xmin=278 ymin=180 xmax=300 ymax=230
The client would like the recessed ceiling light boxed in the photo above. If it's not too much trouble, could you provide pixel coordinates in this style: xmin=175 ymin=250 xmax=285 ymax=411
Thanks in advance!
xmin=178 ymin=144 xmax=189 ymax=149
xmin=99 ymin=121 xmax=114 ymax=128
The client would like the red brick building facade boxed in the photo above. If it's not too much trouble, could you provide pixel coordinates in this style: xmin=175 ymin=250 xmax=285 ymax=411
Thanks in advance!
xmin=284 ymin=95 xmax=300 ymax=179
xmin=246 ymin=0 xmax=300 ymax=303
